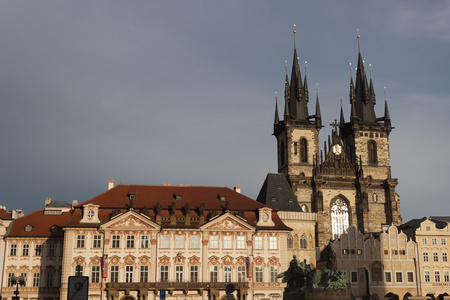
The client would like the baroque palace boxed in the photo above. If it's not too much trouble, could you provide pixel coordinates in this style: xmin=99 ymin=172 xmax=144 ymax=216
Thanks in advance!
xmin=1 ymin=32 xmax=449 ymax=300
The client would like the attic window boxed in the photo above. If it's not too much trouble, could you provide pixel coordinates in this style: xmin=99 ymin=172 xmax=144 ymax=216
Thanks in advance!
xmin=51 ymin=225 xmax=59 ymax=232
xmin=289 ymin=199 xmax=293 ymax=203
xmin=25 ymin=225 xmax=34 ymax=232
xmin=175 ymin=194 xmax=182 ymax=201
xmin=128 ymin=194 xmax=136 ymax=201
xmin=277 ymin=185 xmax=282 ymax=190
xmin=219 ymin=195 xmax=226 ymax=202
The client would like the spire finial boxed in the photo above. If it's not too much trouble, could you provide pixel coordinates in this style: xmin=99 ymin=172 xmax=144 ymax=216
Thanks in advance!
xmin=293 ymin=24 xmax=297 ymax=49
xmin=357 ymin=28 xmax=361 ymax=53
xmin=305 ymin=61 xmax=307 ymax=75
xmin=340 ymin=98 xmax=343 ymax=108
xmin=349 ymin=62 xmax=353 ymax=79
xmin=369 ymin=64 xmax=372 ymax=80
xmin=316 ymin=83 xmax=318 ymax=93
xmin=384 ymin=86 xmax=387 ymax=102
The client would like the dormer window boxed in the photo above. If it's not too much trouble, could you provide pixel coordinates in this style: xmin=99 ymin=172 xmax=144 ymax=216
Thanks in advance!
xmin=219 ymin=195 xmax=226 ymax=202
xmin=175 ymin=194 xmax=182 ymax=201
xmin=51 ymin=225 xmax=59 ymax=232
xmin=25 ymin=225 xmax=34 ymax=232
xmin=128 ymin=194 xmax=136 ymax=201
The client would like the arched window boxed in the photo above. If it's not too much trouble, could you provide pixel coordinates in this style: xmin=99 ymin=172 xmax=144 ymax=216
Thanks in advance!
xmin=331 ymin=198 xmax=350 ymax=240
xmin=371 ymin=261 xmax=383 ymax=282
xmin=368 ymin=140 xmax=377 ymax=163
xmin=287 ymin=234 xmax=293 ymax=249
xmin=280 ymin=140 xmax=285 ymax=166
xmin=300 ymin=235 xmax=307 ymax=249
xmin=301 ymin=204 xmax=308 ymax=212
xmin=294 ymin=234 xmax=299 ymax=249
xmin=300 ymin=138 xmax=308 ymax=162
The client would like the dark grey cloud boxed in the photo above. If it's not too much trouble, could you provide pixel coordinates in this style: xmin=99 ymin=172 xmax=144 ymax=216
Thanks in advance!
xmin=0 ymin=1 xmax=449 ymax=222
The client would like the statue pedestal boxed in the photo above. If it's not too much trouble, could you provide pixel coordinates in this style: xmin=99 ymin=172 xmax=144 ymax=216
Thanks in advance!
xmin=284 ymin=285 xmax=353 ymax=300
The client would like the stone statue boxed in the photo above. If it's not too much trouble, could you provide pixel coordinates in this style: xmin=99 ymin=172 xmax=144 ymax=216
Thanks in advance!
xmin=198 ymin=202 xmax=205 ymax=215
xmin=154 ymin=202 xmax=162 ymax=215
xmin=184 ymin=202 xmax=190 ymax=215
xmin=170 ymin=201 xmax=176 ymax=215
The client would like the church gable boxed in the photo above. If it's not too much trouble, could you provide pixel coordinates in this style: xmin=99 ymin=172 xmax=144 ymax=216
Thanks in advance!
xmin=101 ymin=211 xmax=160 ymax=230
xmin=201 ymin=213 xmax=254 ymax=231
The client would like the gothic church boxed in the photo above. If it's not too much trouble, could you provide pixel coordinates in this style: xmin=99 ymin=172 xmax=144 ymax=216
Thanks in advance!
xmin=273 ymin=33 xmax=402 ymax=249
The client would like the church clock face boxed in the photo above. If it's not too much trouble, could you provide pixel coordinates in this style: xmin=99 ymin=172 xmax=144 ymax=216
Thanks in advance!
xmin=332 ymin=144 xmax=342 ymax=155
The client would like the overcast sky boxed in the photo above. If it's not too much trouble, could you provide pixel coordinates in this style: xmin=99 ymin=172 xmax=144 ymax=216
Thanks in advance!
xmin=0 ymin=1 xmax=449 ymax=222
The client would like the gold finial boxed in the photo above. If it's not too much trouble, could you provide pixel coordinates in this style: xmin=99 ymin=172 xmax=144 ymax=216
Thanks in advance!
xmin=285 ymin=60 xmax=288 ymax=75
xmin=293 ymin=24 xmax=297 ymax=49
xmin=275 ymin=91 xmax=278 ymax=101
xmin=305 ymin=61 xmax=307 ymax=74
xmin=384 ymin=87 xmax=387 ymax=101
xmin=316 ymin=83 xmax=318 ymax=92
xmin=369 ymin=63 xmax=372 ymax=79
xmin=349 ymin=62 xmax=352 ymax=78
xmin=357 ymin=28 xmax=361 ymax=53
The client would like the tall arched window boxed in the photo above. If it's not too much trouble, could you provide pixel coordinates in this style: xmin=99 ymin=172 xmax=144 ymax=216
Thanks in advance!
xmin=331 ymin=198 xmax=350 ymax=240
xmin=300 ymin=138 xmax=307 ymax=162
xmin=368 ymin=140 xmax=377 ymax=163
xmin=300 ymin=235 xmax=307 ymax=249
xmin=287 ymin=234 xmax=293 ymax=249
xmin=294 ymin=234 xmax=299 ymax=249
xmin=280 ymin=140 xmax=285 ymax=166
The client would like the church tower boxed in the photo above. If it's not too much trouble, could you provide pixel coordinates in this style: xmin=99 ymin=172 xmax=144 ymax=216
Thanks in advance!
xmin=273 ymin=32 xmax=401 ymax=250
xmin=273 ymin=28 xmax=322 ymax=213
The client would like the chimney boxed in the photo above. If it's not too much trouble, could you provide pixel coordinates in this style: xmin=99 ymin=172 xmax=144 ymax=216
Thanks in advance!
xmin=234 ymin=186 xmax=241 ymax=194
xmin=72 ymin=200 xmax=78 ymax=208
xmin=108 ymin=179 xmax=115 ymax=190
xmin=45 ymin=197 xmax=52 ymax=206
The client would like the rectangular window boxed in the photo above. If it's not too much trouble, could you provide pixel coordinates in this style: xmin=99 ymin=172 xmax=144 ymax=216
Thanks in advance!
xmin=110 ymin=266 xmax=119 ymax=283
xmin=432 ymin=238 xmax=438 ymax=245
xmin=254 ymin=236 xmax=263 ymax=250
xmin=238 ymin=266 xmax=246 ymax=282
xmin=35 ymin=244 xmax=42 ymax=256
xmin=424 ymin=271 xmax=430 ymax=282
xmin=75 ymin=265 xmax=84 ymax=276
xmin=33 ymin=273 xmax=40 ymax=287
xmin=399 ymin=250 xmax=406 ymax=255
xmin=77 ymin=235 xmax=85 ymax=248
xmin=175 ymin=266 xmax=183 ymax=282
xmin=20 ymin=273 xmax=27 ymax=287
xmin=210 ymin=266 xmax=218 ymax=282
xmin=351 ymin=271 xmax=358 ymax=283
xmin=255 ymin=266 xmax=263 ymax=282
xmin=433 ymin=252 xmax=439 ymax=262
xmin=269 ymin=237 xmax=278 ymax=250
xmin=270 ymin=266 xmax=279 ymax=282
xmin=422 ymin=238 xmax=428 ymax=245
xmin=224 ymin=266 xmax=232 ymax=282
xmin=190 ymin=235 xmax=199 ymax=249
xmin=210 ymin=236 xmax=219 ymax=249
xmin=237 ymin=236 xmax=246 ymax=249
xmin=141 ymin=235 xmax=149 ymax=248
xmin=160 ymin=265 xmax=168 ymax=282
xmin=91 ymin=266 xmax=100 ymax=283
xmin=47 ymin=271 xmax=54 ymax=287
xmin=112 ymin=235 xmax=120 ymax=248
xmin=175 ymin=235 xmax=184 ymax=249
xmin=23 ymin=244 xmax=29 ymax=256
xmin=126 ymin=235 xmax=135 ymax=248
xmin=161 ymin=235 xmax=170 ymax=249
xmin=435 ymin=271 xmax=441 ymax=282
xmin=10 ymin=244 xmax=17 ymax=256
xmin=190 ymin=265 xmax=198 ymax=282
xmin=423 ymin=252 xmax=429 ymax=262
xmin=140 ymin=266 xmax=148 ymax=283
xmin=407 ymin=272 xmax=414 ymax=283
xmin=93 ymin=235 xmax=102 ymax=248
xmin=444 ymin=270 xmax=450 ymax=283
xmin=441 ymin=238 xmax=447 ymax=245
xmin=396 ymin=272 xmax=403 ymax=283
xmin=223 ymin=236 xmax=232 ymax=249
xmin=48 ymin=244 xmax=55 ymax=257
xmin=443 ymin=252 xmax=448 ymax=262
xmin=7 ymin=273 xmax=14 ymax=287
xmin=125 ymin=266 xmax=133 ymax=283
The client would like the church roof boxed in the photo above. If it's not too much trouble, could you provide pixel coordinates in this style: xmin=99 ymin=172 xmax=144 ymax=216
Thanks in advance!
xmin=256 ymin=173 xmax=301 ymax=212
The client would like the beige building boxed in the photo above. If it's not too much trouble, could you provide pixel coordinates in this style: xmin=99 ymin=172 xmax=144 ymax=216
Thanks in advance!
xmin=1 ymin=184 xmax=292 ymax=300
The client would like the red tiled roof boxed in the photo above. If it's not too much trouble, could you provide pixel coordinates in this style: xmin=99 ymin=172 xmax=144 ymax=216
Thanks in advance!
xmin=0 ymin=209 xmax=13 ymax=220
xmin=8 ymin=210 xmax=70 ymax=238
xmin=64 ymin=185 xmax=290 ymax=231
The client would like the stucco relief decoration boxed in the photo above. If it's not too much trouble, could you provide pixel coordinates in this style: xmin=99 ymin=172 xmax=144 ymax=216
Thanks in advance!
xmin=73 ymin=256 xmax=85 ymax=267
xmin=124 ymin=255 xmax=136 ymax=265
xmin=202 ymin=239 xmax=209 ymax=246
xmin=159 ymin=256 xmax=170 ymax=266
xmin=222 ymin=255 xmax=233 ymax=266
xmin=188 ymin=256 xmax=200 ymax=265
xmin=174 ymin=252 xmax=185 ymax=264
xmin=19 ymin=265 xmax=30 ymax=272
xmin=110 ymin=216 xmax=148 ymax=228
xmin=236 ymin=256 xmax=246 ymax=265
xmin=90 ymin=256 xmax=101 ymax=266
xmin=139 ymin=256 xmax=150 ymax=265
xmin=32 ymin=265 xmax=40 ymax=272
xmin=246 ymin=240 xmax=253 ymax=246
xmin=151 ymin=238 xmax=157 ymax=245
xmin=110 ymin=256 xmax=120 ymax=265
xmin=254 ymin=256 xmax=265 ymax=266
xmin=268 ymin=256 xmax=280 ymax=266
xmin=88 ymin=204 xmax=94 ymax=210
xmin=104 ymin=238 xmax=110 ymax=245
xmin=209 ymin=256 xmax=220 ymax=266
xmin=6 ymin=266 xmax=17 ymax=272
xmin=207 ymin=217 xmax=247 ymax=230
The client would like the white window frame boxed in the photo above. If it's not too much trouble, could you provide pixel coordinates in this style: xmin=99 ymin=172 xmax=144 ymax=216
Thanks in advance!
xmin=407 ymin=271 xmax=414 ymax=283
xmin=190 ymin=265 xmax=199 ymax=282
xmin=421 ymin=238 xmax=428 ymax=245
xmin=23 ymin=244 xmax=29 ymax=256
xmin=423 ymin=252 xmax=429 ymax=262
xmin=443 ymin=252 xmax=448 ymax=262
xmin=433 ymin=252 xmax=439 ymax=262
xmin=126 ymin=235 xmax=135 ymax=248
xmin=33 ymin=273 xmax=40 ymax=287
xmin=238 ymin=265 xmax=246 ymax=282
xmin=444 ymin=270 xmax=450 ymax=283
xmin=91 ymin=266 xmax=100 ymax=283
xmin=112 ymin=235 xmax=120 ymax=248
xmin=160 ymin=235 xmax=170 ymax=249
xmin=270 ymin=266 xmax=279 ymax=282
xmin=424 ymin=270 xmax=430 ymax=282
xmin=76 ymin=235 xmax=85 ymax=248
xmin=236 ymin=236 xmax=246 ymax=249
xmin=35 ymin=244 xmax=42 ymax=256
xmin=224 ymin=265 xmax=232 ymax=282
xmin=110 ymin=266 xmax=119 ymax=283
xmin=210 ymin=235 xmax=219 ymax=249
xmin=210 ymin=265 xmax=218 ymax=282
xmin=190 ymin=235 xmax=199 ymax=249
xmin=140 ymin=266 xmax=148 ymax=283
xmin=223 ymin=236 xmax=232 ymax=249
xmin=10 ymin=244 xmax=17 ymax=256
xmin=141 ymin=235 xmax=149 ymax=248
xmin=435 ymin=270 xmax=441 ymax=282
xmin=432 ymin=238 xmax=438 ymax=245
xmin=175 ymin=235 xmax=185 ymax=249
xmin=395 ymin=271 xmax=403 ymax=283
xmin=160 ymin=265 xmax=169 ymax=282
xmin=255 ymin=266 xmax=263 ymax=282
xmin=269 ymin=236 xmax=278 ymax=250
xmin=175 ymin=265 xmax=183 ymax=282
xmin=254 ymin=236 xmax=263 ymax=250
xmin=125 ymin=266 xmax=134 ymax=283
xmin=441 ymin=238 xmax=447 ymax=245
xmin=93 ymin=235 xmax=102 ymax=248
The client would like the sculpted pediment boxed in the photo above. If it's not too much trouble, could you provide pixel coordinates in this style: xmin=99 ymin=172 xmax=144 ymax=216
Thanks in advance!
xmin=202 ymin=214 xmax=254 ymax=231
xmin=101 ymin=211 xmax=160 ymax=230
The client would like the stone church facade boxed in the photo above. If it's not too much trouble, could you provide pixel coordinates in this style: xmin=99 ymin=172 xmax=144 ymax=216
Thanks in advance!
xmin=273 ymin=33 xmax=402 ymax=250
